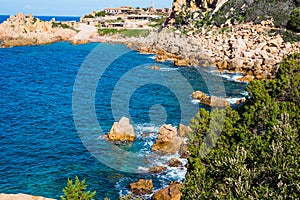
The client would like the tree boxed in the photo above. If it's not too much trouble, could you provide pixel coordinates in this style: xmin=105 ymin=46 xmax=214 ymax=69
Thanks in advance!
xmin=181 ymin=54 xmax=300 ymax=199
xmin=60 ymin=176 xmax=96 ymax=200
xmin=287 ymin=8 xmax=300 ymax=32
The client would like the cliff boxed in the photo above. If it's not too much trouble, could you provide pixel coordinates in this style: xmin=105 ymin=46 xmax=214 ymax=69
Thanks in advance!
xmin=0 ymin=13 xmax=77 ymax=47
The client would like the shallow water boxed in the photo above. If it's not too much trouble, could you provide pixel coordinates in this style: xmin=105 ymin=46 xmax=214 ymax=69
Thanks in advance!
xmin=0 ymin=42 xmax=247 ymax=199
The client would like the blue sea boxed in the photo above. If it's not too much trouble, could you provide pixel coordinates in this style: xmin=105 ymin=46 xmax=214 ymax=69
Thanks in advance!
xmin=0 ymin=15 xmax=80 ymax=23
xmin=0 ymin=42 xmax=247 ymax=199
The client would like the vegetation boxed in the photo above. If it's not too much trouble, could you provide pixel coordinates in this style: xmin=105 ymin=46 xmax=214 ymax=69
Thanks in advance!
xmin=287 ymin=8 xmax=300 ymax=32
xmin=52 ymin=22 xmax=69 ymax=29
xmin=95 ymin=11 xmax=106 ymax=17
xmin=84 ymin=14 xmax=94 ymax=18
xmin=98 ymin=29 xmax=150 ymax=38
xmin=60 ymin=176 xmax=96 ymax=200
xmin=268 ymin=29 xmax=300 ymax=43
xmin=182 ymin=53 xmax=300 ymax=199
xmin=149 ymin=17 xmax=166 ymax=27
xmin=212 ymin=0 xmax=298 ymax=28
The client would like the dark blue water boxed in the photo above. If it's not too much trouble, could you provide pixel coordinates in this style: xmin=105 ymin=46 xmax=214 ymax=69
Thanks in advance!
xmin=0 ymin=15 xmax=80 ymax=23
xmin=0 ymin=42 xmax=247 ymax=199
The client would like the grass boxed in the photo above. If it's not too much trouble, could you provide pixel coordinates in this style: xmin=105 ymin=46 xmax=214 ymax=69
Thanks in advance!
xmin=98 ymin=28 xmax=150 ymax=37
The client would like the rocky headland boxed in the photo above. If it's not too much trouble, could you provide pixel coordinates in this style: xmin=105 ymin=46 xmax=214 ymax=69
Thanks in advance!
xmin=0 ymin=13 xmax=77 ymax=47
xmin=0 ymin=193 xmax=55 ymax=200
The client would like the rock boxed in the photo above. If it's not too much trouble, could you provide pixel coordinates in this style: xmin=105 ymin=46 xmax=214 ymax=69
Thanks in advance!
xmin=152 ymin=181 xmax=182 ymax=200
xmin=237 ymin=74 xmax=254 ymax=82
xmin=192 ymin=91 xmax=230 ymax=107
xmin=229 ymin=57 xmax=245 ymax=70
xmin=215 ymin=60 xmax=228 ymax=69
xmin=0 ymin=193 xmax=55 ymax=200
xmin=177 ymin=124 xmax=192 ymax=137
xmin=179 ymin=145 xmax=190 ymax=158
xmin=148 ymin=166 xmax=167 ymax=173
xmin=72 ymin=39 xmax=88 ymax=45
xmin=192 ymin=91 xmax=207 ymax=100
xmin=264 ymin=58 xmax=277 ymax=66
xmin=0 ymin=13 xmax=76 ymax=47
xmin=150 ymin=65 xmax=161 ymax=70
xmin=151 ymin=124 xmax=184 ymax=154
xmin=167 ymin=158 xmax=182 ymax=167
xmin=129 ymin=179 xmax=154 ymax=195
xmin=107 ymin=117 xmax=136 ymax=142
xmin=208 ymin=96 xmax=231 ymax=107
xmin=236 ymin=98 xmax=246 ymax=106
xmin=268 ymin=35 xmax=284 ymax=47
xmin=155 ymin=124 xmax=177 ymax=143
xmin=170 ymin=46 xmax=179 ymax=54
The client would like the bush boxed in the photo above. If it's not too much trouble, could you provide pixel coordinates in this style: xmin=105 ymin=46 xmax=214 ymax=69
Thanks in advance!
xmin=95 ymin=11 xmax=106 ymax=17
xmin=182 ymin=54 xmax=300 ymax=199
xmin=287 ymin=8 xmax=300 ymax=32
xmin=60 ymin=176 xmax=96 ymax=200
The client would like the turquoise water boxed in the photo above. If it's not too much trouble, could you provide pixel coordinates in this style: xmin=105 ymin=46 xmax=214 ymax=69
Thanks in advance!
xmin=0 ymin=42 xmax=247 ymax=199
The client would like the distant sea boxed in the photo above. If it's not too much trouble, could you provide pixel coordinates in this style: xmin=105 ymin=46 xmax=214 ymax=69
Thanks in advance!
xmin=0 ymin=15 xmax=80 ymax=23
xmin=0 ymin=41 xmax=247 ymax=199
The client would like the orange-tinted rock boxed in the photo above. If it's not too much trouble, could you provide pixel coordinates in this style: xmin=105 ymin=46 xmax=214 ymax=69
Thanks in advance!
xmin=148 ymin=166 xmax=167 ymax=174
xmin=167 ymin=158 xmax=182 ymax=167
xmin=0 ymin=193 xmax=55 ymax=200
xmin=107 ymin=117 xmax=136 ymax=142
xmin=152 ymin=181 xmax=182 ymax=200
xmin=129 ymin=179 xmax=154 ymax=195
xmin=151 ymin=124 xmax=184 ymax=154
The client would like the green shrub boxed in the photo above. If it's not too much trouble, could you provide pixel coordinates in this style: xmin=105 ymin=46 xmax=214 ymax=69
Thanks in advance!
xmin=60 ymin=176 xmax=96 ymax=200
xmin=182 ymin=54 xmax=300 ymax=199
xmin=95 ymin=11 xmax=106 ymax=17
xmin=98 ymin=28 xmax=119 ymax=36
xmin=287 ymin=8 xmax=300 ymax=32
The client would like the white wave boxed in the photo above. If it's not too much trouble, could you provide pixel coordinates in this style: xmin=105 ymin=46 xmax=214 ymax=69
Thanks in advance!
xmin=159 ymin=67 xmax=179 ymax=72
xmin=191 ymin=99 xmax=200 ymax=104
xmin=210 ymin=70 xmax=247 ymax=83
xmin=241 ymin=91 xmax=249 ymax=96
xmin=148 ymin=55 xmax=156 ymax=60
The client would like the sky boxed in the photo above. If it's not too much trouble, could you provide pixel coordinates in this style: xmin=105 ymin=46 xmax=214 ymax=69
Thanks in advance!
xmin=0 ymin=0 xmax=174 ymax=16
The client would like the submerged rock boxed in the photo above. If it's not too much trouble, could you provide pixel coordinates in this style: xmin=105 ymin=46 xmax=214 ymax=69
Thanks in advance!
xmin=107 ymin=117 xmax=136 ymax=142
xmin=129 ymin=179 xmax=154 ymax=195
xmin=150 ymin=65 xmax=161 ymax=70
xmin=152 ymin=181 xmax=182 ymax=200
xmin=151 ymin=124 xmax=184 ymax=154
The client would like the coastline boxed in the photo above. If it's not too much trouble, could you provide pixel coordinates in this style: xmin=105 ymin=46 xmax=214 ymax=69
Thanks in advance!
xmin=1 ymin=13 xmax=299 ymax=82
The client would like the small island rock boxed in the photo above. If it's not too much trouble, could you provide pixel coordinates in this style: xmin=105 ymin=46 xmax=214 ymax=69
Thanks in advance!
xmin=151 ymin=124 xmax=184 ymax=154
xmin=107 ymin=117 xmax=136 ymax=142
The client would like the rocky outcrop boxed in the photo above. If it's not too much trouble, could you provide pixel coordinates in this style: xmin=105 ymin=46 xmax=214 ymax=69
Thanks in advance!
xmin=192 ymin=91 xmax=230 ymax=107
xmin=107 ymin=117 xmax=136 ymax=142
xmin=129 ymin=179 xmax=154 ymax=195
xmin=0 ymin=193 xmax=55 ymax=200
xmin=0 ymin=13 xmax=77 ymax=47
xmin=151 ymin=124 xmax=184 ymax=154
xmin=152 ymin=181 xmax=182 ymax=200
xmin=122 ymin=19 xmax=299 ymax=81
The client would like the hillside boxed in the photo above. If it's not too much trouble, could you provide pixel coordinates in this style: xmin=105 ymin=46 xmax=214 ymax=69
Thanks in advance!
xmin=166 ymin=0 xmax=300 ymax=34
